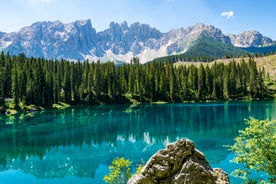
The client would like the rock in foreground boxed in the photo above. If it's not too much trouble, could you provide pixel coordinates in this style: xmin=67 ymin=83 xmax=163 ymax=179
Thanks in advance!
xmin=128 ymin=139 xmax=229 ymax=184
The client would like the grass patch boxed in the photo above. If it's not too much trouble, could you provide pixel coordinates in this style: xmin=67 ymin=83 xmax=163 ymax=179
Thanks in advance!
xmin=52 ymin=102 xmax=70 ymax=109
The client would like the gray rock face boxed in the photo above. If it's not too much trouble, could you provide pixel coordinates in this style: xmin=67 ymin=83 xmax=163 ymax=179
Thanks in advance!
xmin=0 ymin=32 xmax=5 ymax=39
xmin=97 ymin=21 xmax=162 ymax=55
xmin=163 ymin=23 xmax=231 ymax=55
xmin=0 ymin=20 xmax=273 ymax=63
xmin=128 ymin=139 xmax=229 ymax=184
xmin=229 ymin=31 xmax=273 ymax=47
xmin=1 ymin=20 xmax=103 ymax=60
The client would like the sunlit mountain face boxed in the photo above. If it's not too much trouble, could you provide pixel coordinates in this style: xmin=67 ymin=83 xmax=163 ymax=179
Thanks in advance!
xmin=0 ymin=20 xmax=274 ymax=64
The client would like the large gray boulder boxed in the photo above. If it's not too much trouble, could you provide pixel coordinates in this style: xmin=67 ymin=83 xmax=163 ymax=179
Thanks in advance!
xmin=128 ymin=139 xmax=229 ymax=184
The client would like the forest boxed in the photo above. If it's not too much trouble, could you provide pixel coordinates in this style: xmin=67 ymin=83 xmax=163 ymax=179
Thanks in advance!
xmin=0 ymin=51 xmax=271 ymax=110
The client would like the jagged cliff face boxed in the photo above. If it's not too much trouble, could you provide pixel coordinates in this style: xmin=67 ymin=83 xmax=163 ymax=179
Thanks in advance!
xmin=229 ymin=31 xmax=273 ymax=47
xmin=1 ymin=20 xmax=102 ymax=60
xmin=0 ymin=20 xmax=274 ymax=63
xmin=96 ymin=21 xmax=163 ymax=62
xmin=97 ymin=21 xmax=162 ymax=54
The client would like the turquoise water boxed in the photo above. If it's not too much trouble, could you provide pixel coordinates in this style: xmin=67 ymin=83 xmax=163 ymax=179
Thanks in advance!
xmin=0 ymin=101 xmax=275 ymax=184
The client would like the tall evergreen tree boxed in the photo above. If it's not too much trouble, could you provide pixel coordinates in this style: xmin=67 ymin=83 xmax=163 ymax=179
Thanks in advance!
xmin=0 ymin=52 xmax=270 ymax=107
xmin=198 ymin=64 xmax=206 ymax=99
xmin=11 ymin=63 xmax=20 ymax=108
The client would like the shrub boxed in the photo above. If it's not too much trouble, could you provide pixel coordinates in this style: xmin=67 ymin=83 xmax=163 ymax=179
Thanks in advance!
xmin=229 ymin=118 xmax=276 ymax=183
xmin=103 ymin=157 xmax=132 ymax=184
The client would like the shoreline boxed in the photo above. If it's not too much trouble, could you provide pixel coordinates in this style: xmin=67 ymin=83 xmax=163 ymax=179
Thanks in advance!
xmin=1 ymin=97 xmax=275 ymax=120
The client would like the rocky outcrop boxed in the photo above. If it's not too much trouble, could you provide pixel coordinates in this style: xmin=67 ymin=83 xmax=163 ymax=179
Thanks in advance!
xmin=128 ymin=139 xmax=229 ymax=184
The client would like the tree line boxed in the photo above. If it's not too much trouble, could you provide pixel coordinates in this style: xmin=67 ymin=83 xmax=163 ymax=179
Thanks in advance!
xmin=0 ymin=52 xmax=270 ymax=108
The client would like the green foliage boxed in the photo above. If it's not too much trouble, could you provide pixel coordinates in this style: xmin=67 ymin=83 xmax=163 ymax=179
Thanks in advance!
xmin=103 ymin=157 xmax=132 ymax=184
xmin=241 ymin=43 xmax=276 ymax=56
xmin=184 ymin=35 xmax=247 ymax=61
xmin=136 ymin=164 xmax=144 ymax=175
xmin=0 ymin=52 xmax=271 ymax=110
xmin=229 ymin=118 xmax=276 ymax=183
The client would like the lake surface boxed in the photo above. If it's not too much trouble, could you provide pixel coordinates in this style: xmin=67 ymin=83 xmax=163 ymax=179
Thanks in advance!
xmin=0 ymin=100 xmax=275 ymax=184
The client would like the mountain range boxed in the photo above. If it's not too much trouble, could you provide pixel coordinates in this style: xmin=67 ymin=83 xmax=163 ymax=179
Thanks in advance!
xmin=0 ymin=19 xmax=275 ymax=64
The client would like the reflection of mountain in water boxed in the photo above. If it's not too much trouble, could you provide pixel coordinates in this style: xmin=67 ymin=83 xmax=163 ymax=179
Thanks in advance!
xmin=0 ymin=101 xmax=275 ymax=179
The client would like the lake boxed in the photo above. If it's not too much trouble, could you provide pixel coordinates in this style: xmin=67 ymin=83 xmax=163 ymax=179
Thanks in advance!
xmin=0 ymin=100 xmax=275 ymax=184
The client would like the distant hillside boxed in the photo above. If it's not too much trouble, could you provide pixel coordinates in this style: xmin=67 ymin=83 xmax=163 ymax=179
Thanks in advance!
xmin=214 ymin=55 xmax=276 ymax=81
xmin=176 ymin=54 xmax=275 ymax=74
xmin=175 ymin=54 xmax=276 ymax=91
xmin=240 ymin=42 xmax=276 ymax=55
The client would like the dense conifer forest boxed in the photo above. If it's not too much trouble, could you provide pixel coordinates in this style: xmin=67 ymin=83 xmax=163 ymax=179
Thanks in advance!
xmin=0 ymin=52 xmax=271 ymax=109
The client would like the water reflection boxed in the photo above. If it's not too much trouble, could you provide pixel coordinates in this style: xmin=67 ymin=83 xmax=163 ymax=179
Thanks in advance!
xmin=0 ymin=100 xmax=275 ymax=180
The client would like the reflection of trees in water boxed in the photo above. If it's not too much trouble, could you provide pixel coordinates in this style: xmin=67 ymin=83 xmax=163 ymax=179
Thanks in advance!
xmin=0 ymin=145 xmax=109 ymax=178
xmin=0 ymin=101 xmax=274 ymax=178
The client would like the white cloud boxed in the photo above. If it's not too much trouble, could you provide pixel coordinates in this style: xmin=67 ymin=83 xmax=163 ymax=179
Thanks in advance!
xmin=221 ymin=11 xmax=234 ymax=19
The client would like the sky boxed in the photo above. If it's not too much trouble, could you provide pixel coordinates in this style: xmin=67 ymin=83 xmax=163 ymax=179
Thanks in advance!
xmin=0 ymin=0 xmax=276 ymax=39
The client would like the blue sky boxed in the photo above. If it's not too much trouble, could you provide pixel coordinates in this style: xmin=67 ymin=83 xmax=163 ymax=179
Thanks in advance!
xmin=1 ymin=0 xmax=276 ymax=39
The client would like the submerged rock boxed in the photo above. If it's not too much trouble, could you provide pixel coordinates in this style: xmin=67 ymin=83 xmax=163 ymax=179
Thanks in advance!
xmin=128 ymin=139 xmax=229 ymax=184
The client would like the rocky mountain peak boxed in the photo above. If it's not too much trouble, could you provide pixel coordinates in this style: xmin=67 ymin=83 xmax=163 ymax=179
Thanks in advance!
xmin=1 ymin=19 xmax=102 ymax=60
xmin=163 ymin=23 xmax=232 ymax=56
xmin=97 ymin=21 xmax=162 ymax=56
xmin=103 ymin=21 xmax=162 ymax=42
xmin=165 ymin=28 xmax=187 ymax=39
xmin=186 ymin=23 xmax=231 ymax=43
xmin=229 ymin=30 xmax=273 ymax=47
xmin=185 ymin=23 xmax=216 ymax=35
xmin=73 ymin=19 xmax=92 ymax=26
xmin=0 ymin=32 xmax=5 ymax=39
xmin=109 ymin=21 xmax=129 ymax=32
xmin=0 ymin=20 xmax=274 ymax=63
xmin=190 ymin=22 xmax=211 ymax=31
xmin=129 ymin=22 xmax=162 ymax=41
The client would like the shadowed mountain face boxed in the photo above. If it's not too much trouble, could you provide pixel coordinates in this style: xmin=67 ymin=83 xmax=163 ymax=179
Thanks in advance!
xmin=0 ymin=20 xmax=274 ymax=63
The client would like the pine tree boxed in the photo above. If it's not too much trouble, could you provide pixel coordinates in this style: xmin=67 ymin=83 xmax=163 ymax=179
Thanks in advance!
xmin=0 ymin=52 xmax=6 ymax=98
xmin=11 ymin=63 xmax=20 ymax=108
xmin=223 ymin=70 xmax=230 ymax=99
xmin=198 ymin=64 xmax=206 ymax=99
xmin=4 ymin=52 xmax=12 ymax=98
xmin=168 ymin=63 xmax=177 ymax=101
xmin=248 ymin=57 xmax=259 ymax=97
xmin=63 ymin=61 xmax=71 ymax=103
xmin=205 ymin=65 xmax=213 ymax=99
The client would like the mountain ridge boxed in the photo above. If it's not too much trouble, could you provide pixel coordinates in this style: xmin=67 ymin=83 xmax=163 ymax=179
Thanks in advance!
xmin=0 ymin=19 xmax=274 ymax=63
